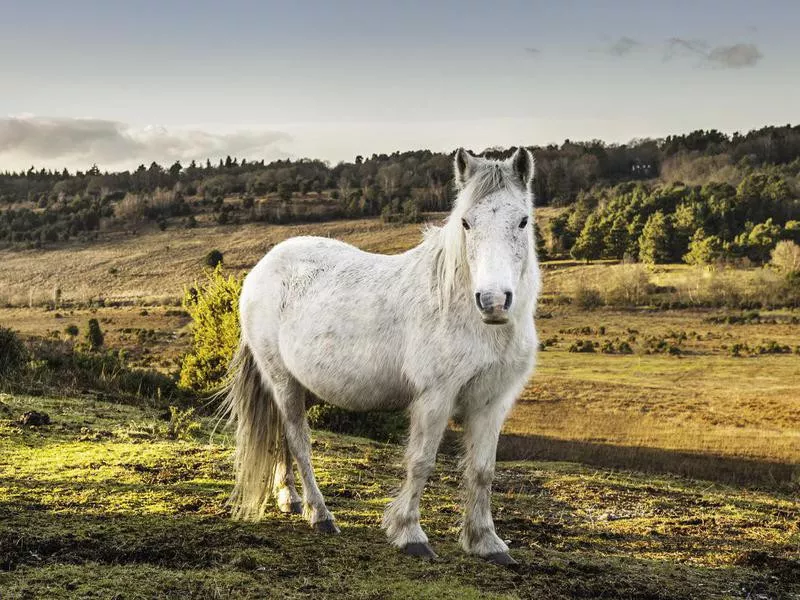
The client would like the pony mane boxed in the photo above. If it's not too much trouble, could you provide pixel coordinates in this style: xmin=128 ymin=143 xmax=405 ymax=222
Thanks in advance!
xmin=427 ymin=157 xmax=529 ymax=311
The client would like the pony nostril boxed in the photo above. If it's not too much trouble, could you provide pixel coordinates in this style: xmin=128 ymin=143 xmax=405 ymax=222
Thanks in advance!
xmin=504 ymin=292 xmax=513 ymax=310
xmin=475 ymin=292 xmax=483 ymax=310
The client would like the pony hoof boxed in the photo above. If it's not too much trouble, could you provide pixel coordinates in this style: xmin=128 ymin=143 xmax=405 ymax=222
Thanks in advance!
xmin=482 ymin=552 xmax=518 ymax=567
xmin=313 ymin=519 xmax=340 ymax=534
xmin=278 ymin=501 xmax=303 ymax=515
xmin=403 ymin=542 xmax=438 ymax=559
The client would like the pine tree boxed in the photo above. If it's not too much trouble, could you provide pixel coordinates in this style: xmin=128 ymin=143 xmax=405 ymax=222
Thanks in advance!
xmin=571 ymin=214 xmax=604 ymax=262
xmin=603 ymin=216 xmax=629 ymax=260
xmin=639 ymin=211 xmax=673 ymax=265
xmin=684 ymin=228 xmax=722 ymax=265
xmin=626 ymin=214 xmax=645 ymax=259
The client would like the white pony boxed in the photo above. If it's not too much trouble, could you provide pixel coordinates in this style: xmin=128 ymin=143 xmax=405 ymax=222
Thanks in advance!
xmin=222 ymin=148 xmax=540 ymax=565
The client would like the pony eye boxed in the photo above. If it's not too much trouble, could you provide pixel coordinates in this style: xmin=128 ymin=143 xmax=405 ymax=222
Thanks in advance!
xmin=461 ymin=219 xmax=471 ymax=230
xmin=519 ymin=216 xmax=529 ymax=229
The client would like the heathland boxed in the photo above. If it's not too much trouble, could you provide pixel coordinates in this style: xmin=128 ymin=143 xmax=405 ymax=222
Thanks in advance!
xmin=1 ymin=215 xmax=798 ymax=598
xmin=1 ymin=127 xmax=799 ymax=598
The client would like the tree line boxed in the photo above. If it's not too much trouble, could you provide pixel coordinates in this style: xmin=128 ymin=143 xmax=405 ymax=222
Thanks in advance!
xmin=1 ymin=123 xmax=800 ymax=263
xmin=557 ymin=166 xmax=800 ymax=266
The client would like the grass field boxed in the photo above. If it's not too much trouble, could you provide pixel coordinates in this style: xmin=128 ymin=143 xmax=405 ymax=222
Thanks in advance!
xmin=1 ymin=394 xmax=798 ymax=599
xmin=1 ymin=216 xmax=799 ymax=481
xmin=1 ymin=215 xmax=799 ymax=597
xmin=0 ymin=218 xmax=433 ymax=306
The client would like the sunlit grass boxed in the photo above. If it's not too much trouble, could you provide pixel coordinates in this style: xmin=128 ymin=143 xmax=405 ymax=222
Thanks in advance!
xmin=1 ymin=394 xmax=798 ymax=598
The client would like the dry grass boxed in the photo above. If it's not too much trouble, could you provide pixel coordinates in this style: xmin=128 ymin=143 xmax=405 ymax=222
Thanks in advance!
xmin=512 ymin=307 xmax=800 ymax=486
xmin=0 ymin=218 xmax=435 ymax=306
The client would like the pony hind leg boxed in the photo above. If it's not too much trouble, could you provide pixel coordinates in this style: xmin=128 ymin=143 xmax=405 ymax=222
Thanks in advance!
xmin=269 ymin=373 xmax=339 ymax=533
xmin=273 ymin=438 xmax=302 ymax=514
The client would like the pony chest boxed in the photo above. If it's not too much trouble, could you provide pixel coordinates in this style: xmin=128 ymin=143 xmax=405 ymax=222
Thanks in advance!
xmin=407 ymin=320 xmax=536 ymax=389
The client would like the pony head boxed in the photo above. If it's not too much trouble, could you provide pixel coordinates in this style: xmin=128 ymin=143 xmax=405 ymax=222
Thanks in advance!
xmin=450 ymin=147 xmax=535 ymax=324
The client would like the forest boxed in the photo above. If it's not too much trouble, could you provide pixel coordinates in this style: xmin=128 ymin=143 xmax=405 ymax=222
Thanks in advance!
xmin=2 ymin=124 xmax=800 ymax=267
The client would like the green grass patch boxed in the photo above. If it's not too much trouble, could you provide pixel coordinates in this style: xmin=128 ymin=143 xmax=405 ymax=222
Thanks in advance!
xmin=0 ymin=394 xmax=798 ymax=599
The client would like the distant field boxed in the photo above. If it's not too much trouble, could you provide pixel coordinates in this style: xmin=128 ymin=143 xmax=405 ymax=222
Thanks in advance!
xmin=0 ymin=208 xmax=564 ymax=306
xmin=0 ymin=217 xmax=433 ymax=306
xmin=507 ymin=307 xmax=800 ymax=486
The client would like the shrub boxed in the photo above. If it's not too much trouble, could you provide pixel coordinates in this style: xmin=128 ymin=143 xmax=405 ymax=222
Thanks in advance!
xmin=64 ymin=324 xmax=79 ymax=336
xmin=179 ymin=266 xmax=243 ymax=393
xmin=165 ymin=406 xmax=201 ymax=440
xmin=573 ymin=286 xmax=602 ymax=310
xmin=618 ymin=341 xmax=634 ymax=354
xmin=602 ymin=264 xmax=653 ymax=306
xmin=0 ymin=328 xmax=26 ymax=377
xmin=600 ymin=339 xmax=634 ymax=354
xmin=568 ymin=339 xmax=596 ymax=353
xmin=771 ymin=241 xmax=800 ymax=276
xmin=85 ymin=319 xmax=104 ymax=351
xmin=21 ymin=338 xmax=178 ymax=403
xmin=730 ymin=343 xmax=746 ymax=357
xmin=731 ymin=340 xmax=793 ymax=356
xmin=205 ymin=249 xmax=224 ymax=268
xmin=643 ymin=336 xmax=682 ymax=355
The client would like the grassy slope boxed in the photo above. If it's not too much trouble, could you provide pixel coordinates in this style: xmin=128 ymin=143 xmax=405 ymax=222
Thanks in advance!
xmin=1 ymin=394 xmax=798 ymax=600
xmin=0 ymin=209 xmax=567 ymax=306
xmin=0 ymin=218 xmax=432 ymax=306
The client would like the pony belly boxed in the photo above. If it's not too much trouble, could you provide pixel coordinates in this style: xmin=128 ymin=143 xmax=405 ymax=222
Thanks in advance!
xmin=293 ymin=366 xmax=413 ymax=412
xmin=279 ymin=331 xmax=413 ymax=412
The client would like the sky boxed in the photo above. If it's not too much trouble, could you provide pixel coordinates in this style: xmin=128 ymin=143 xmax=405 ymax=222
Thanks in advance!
xmin=1 ymin=0 xmax=798 ymax=171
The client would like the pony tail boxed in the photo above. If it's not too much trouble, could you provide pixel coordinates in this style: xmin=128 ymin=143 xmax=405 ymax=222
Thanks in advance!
xmin=219 ymin=339 xmax=284 ymax=521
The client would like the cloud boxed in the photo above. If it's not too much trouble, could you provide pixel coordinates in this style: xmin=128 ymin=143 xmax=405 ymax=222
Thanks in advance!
xmin=707 ymin=43 xmax=762 ymax=68
xmin=663 ymin=38 xmax=762 ymax=69
xmin=605 ymin=36 xmax=642 ymax=57
xmin=664 ymin=37 xmax=708 ymax=60
xmin=524 ymin=47 xmax=540 ymax=55
xmin=0 ymin=116 xmax=292 ymax=170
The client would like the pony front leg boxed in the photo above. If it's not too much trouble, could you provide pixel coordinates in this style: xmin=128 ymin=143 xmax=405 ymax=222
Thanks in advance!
xmin=460 ymin=397 xmax=516 ymax=565
xmin=383 ymin=394 xmax=453 ymax=558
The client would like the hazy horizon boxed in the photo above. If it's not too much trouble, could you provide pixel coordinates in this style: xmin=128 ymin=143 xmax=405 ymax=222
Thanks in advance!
xmin=2 ymin=0 xmax=798 ymax=171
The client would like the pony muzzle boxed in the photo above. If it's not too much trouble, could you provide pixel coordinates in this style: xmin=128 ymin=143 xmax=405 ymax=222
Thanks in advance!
xmin=474 ymin=290 xmax=513 ymax=324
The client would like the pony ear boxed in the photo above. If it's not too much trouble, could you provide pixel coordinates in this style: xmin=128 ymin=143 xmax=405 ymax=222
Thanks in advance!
xmin=454 ymin=148 xmax=477 ymax=189
xmin=509 ymin=147 xmax=534 ymax=189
